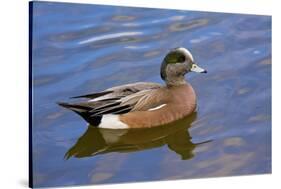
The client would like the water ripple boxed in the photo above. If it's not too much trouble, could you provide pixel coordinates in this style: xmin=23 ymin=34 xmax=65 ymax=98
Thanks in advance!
xmin=78 ymin=31 xmax=143 ymax=45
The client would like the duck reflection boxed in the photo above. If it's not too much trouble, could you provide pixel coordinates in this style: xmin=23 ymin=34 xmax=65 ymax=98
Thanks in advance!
xmin=65 ymin=112 xmax=208 ymax=160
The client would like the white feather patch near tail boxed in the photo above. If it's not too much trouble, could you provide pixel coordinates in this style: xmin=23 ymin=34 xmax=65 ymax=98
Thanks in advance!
xmin=99 ymin=114 xmax=129 ymax=129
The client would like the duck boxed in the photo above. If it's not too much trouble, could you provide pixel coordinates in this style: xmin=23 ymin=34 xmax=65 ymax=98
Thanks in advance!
xmin=58 ymin=47 xmax=207 ymax=129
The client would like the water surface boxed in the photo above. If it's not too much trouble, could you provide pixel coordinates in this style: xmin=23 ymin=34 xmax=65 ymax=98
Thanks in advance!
xmin=31 ymin=2 xmax=271 ymax=188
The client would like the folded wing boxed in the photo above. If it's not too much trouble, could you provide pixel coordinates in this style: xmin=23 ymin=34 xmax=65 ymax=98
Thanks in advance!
xmin=58 ymin=82 xmax=163 ymax=122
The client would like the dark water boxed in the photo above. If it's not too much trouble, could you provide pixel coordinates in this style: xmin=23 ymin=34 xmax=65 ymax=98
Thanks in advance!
xmin=31 ymin=1 xmax=272 ymax=188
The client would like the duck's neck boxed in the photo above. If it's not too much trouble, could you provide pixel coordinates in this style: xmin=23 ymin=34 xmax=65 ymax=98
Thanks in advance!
xmin=165 ymin=75 xmax=187 ymax=87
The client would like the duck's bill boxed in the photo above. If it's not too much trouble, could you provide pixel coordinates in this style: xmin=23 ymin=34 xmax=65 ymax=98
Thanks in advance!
xmin=190 ymin=64 xmax=207 ymax=73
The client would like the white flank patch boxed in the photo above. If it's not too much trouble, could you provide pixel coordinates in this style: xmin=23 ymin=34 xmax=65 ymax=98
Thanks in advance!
xmin=148 ymin=104 xmax=167 ymax=111
xmin=99 ymin=114 xmax=129 ymax=129
xmin=178 ymin=47 xmax=194 ymax=62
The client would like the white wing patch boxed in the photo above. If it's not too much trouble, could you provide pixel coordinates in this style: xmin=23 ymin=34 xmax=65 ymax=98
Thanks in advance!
xmin=99 ymin=114 xmax=129 ymax=129
xmin=148 ymin=104 xmax=167 ymax=111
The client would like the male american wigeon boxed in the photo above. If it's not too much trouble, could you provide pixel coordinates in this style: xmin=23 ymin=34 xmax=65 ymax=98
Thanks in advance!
xmin=58 ymin=47 xmax=207 ymax=129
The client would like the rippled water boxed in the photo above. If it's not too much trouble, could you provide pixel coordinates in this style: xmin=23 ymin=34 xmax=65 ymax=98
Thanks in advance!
xmin=30 ymin=1 xmax=272 ymax=188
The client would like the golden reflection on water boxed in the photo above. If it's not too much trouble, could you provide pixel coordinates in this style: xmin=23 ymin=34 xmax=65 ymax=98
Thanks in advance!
xmin=65 ymin=112 xmax=210 ymax=160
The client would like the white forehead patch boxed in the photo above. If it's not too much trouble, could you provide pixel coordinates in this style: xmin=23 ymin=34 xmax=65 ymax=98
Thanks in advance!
xmin=177 ymin=47 xmax=194 ymax=62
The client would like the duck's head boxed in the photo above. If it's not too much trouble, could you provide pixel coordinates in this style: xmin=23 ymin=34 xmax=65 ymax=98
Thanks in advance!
xmin=160 ymin=47 xmax=207 ymax=86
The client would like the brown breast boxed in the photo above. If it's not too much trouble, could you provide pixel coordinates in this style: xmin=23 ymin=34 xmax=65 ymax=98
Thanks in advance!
xmin=119 ymin=83 xmax=197 ymax=128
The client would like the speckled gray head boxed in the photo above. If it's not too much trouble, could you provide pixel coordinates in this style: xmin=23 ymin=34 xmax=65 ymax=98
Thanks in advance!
xmin=161 ymin=47 xmax=207 ymax=86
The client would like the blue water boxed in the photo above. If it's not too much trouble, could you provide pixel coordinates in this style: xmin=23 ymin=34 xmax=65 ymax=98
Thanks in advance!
xmin=31 ymin=1 xmax=271 ymax=188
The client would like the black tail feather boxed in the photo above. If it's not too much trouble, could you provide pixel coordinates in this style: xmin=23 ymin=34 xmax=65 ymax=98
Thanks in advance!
xmin=57 ymin=102 xmax=102 ymax=126
xmin=57 ymin=102 xmax=92 ymax=112
xmin=70 ymin=91 xmax=113 ymax=99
